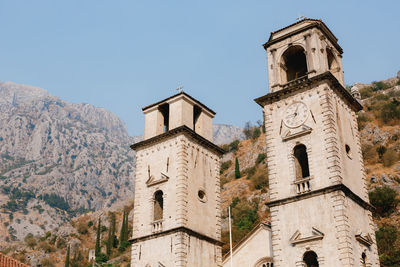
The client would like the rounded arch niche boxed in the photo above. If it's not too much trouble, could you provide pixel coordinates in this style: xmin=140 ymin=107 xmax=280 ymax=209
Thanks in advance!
xmin=303 ymin=251 xmax=319 ymax=267
xmin=280 ymin=45 xmax=308 ymax=84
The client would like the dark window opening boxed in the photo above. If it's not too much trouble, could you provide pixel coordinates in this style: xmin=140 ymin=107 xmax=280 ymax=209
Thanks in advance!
xmin=193 ymin=105 xmax=202 ymax=132
xmin=362 ymin=252 xmax=366 ymax=267
xmin=303 ymin=251 xmax=319 ymax=267
xmin=154 ymin=190 xmax=163 ymax=221
xmin=327 ymin=48 xmax=338 ymax=71
xmin=281 ymin=46 xmax=308 ymax=83
xmin=294 ymin=144 xmax=310 ymax=179
xmin=198 ymin=190 xmax=206 ymax=201
xmin=345 ymin=144 xmax=352 ymax=158
xmin=159 ymin=104 xmax=169 ymax=133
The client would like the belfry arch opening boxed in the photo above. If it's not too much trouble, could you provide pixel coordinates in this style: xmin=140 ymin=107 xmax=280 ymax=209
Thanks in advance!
xmin=154 ymin=190 xmax=164 ymax=221
xmin=327 ymin=48 xmax=339 ymax=71
xmin=303 ymin=251 xmax=319 ymax=267
xmin=193 ymin=105 xmax=202 ymax=132
xmin=281 ymin=46 xmax=308 ymax=83
xmin=294 ymin=144 xmax=310 ymax=179
xmin=158 ymin=103 xmax=169 ymax=133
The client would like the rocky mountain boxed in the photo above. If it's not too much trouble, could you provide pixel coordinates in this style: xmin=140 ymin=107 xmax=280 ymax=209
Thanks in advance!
xmin=212 ymin=124 xmax=245 ymax=145
xmin=0 ymin=81 xmax=136 ymax=241
xmin=0 ymin=81 xmax=245 ymax=246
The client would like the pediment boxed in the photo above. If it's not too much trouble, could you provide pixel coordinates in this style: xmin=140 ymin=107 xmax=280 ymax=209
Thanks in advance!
xmin=355 ymin=232 xmax=373 ymax=247
xmin=282 ymin=125 xmax=312 ymax=141
xmin=146 ymin=172 xmax=169 ymax=187
xmin=289 ymin=227 xmax=324 ymax=245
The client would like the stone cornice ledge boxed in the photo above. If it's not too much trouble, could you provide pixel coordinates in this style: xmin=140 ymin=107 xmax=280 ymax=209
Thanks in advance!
xmin=130 ymin=125 xmax=225 ymax=155
xmin=254 ymin=72 xmax=363 ymax=112
xmin=129 ymin=226 xmax=224 ymax=246
xmin=266 ymin=183 xmax=374 ymax=212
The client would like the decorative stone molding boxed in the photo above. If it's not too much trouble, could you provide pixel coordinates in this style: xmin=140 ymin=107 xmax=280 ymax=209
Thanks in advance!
xmin=355 ymin=233 xmax=373 ymax=247
xmin=146 ymin=172 xmax=169 ymax=187
xmin=282 ymin=125 xmax=312 ymax=141
xmin=289 ymin=227 xmax=324 ymax=245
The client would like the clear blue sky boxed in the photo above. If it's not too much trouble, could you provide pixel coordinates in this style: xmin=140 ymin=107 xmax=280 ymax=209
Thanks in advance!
xmin=1 ymin=1 xmax=399 ymax=136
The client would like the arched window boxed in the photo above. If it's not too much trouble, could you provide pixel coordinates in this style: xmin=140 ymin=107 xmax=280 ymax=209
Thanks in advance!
xmin=281 ymin=46 xmax=308 ymax=83
xmin=154 ymin=190 xmax=163 ymax=221
xmin=294 ymin=144 xmax=310 ymax=179
xmin=326 ymin=48 xmax=338 ymax=71
xmin=254 ymin=257 xmax=273 ymax=267
xmin=361 ymin=252 xmax=367 ymax=267
xmin=303 ymin=251 xmax=319 ymax=267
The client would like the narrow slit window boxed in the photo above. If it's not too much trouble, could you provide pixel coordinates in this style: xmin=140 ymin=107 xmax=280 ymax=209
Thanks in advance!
xmin=154 ymin=190 xmax=163 ymax=221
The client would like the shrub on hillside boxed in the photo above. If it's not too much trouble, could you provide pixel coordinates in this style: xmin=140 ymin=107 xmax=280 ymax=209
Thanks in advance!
xmin=376 ymin=225 xmax=400 ymax=264
xmin=56 ymin=237 xmax=67 ymax=249
xmin=256 ymin=153 xmax=266 ymax=164
xmin=369 ymin=186 xmax=399 ymax=217
xmin=96 ymin=252 xmax=109 ymax=263
xmin=372 ymin=81 xmax=390 ymax=91
xmin=220 ymin=160 xmax=232 ymax=174
xmin=228 ymin=140 xmax=240 ymax=152
xmin=376 ymin=146 xmax=387 ymax=161
xmin=382 ymin=149 xmax=398 ymax=167
xmin=359 ymin=87 xmax=374 ymax=99
xmin=243 ymin=122 xmax=252 ymax=139
xmin=380 ymin=99 xmax=400 ymax=123
xmin=24 ymin=233 xmax=37 ymax=249
xmin=244 ymin=166 xmax=256 ymax=179
xmin=252 ymin=128 xmax=261 ymax=139
xmin=37 ymin=241 xmax=55 ymax=253
xmin=357 ymin=113 xmax=371 ymax=130
xmin=77 ymin=221 xmax=89 ymax=235
xmin=231 ymin=198 xmax=258 ymax=233
xmin=251 ymin=173 xmax=268 ymax=190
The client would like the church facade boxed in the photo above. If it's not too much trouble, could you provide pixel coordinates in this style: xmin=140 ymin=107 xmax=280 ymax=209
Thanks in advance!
xmin=130 ymin=19 xmax=380 ymax=267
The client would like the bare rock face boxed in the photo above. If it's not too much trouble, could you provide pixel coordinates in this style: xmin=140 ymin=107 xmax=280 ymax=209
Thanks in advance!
xmin=212 ymin=124 xmax=245 ymax=145
xmin=0 ymin=81 xmax=135 ymax=242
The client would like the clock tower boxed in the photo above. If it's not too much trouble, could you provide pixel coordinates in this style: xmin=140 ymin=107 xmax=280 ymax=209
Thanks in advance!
xmin=255 ymin=19 xmax=379 ymax=266
xmin=130 ymin=92 xmax=224 ymax=267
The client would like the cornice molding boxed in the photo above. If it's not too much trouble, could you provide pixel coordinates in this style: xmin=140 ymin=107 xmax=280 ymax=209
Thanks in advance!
xmin=129 ymin=226 xmax=223 ymax=246
xmin=266 ymin=183 xmax=374 ymax=212
xmin=130 ymin=125 xmax=225 ymax=156
xmin=254 ymin=72 xmax=363 ymax=112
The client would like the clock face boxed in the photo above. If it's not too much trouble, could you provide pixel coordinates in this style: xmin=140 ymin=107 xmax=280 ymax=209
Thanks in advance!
xmin=283 ymin=102 xmax=309 ymax=128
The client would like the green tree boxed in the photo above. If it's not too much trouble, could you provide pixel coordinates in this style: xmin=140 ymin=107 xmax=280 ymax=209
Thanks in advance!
xmin=243 ymin=122 xmax=252 ymax=139
xmin=65 ymin=245 xmax=70 ymax=267
xmin=119 ymin=209 xmax=131 ymax=252
xmin=369 ymin=186 xmax=399 ymax=217
xmin=95 ymin=218 xmax=101 ymax=256
xmin=119 ymin=211 xmax=126 ymax=244
xmin=252 ymin=128 xmax=261 ymax=139
xmin=235 ymin=158 xmax=241 ymax=179
xmin=106 ymin=213 xmax=114 ymax=256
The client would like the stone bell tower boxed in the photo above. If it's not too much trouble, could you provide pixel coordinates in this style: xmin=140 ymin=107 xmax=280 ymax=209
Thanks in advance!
xmin=255 ymin=19 xmax=380 ymax=266
xmin=129 ymin=92 xmax=224 ymax=267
